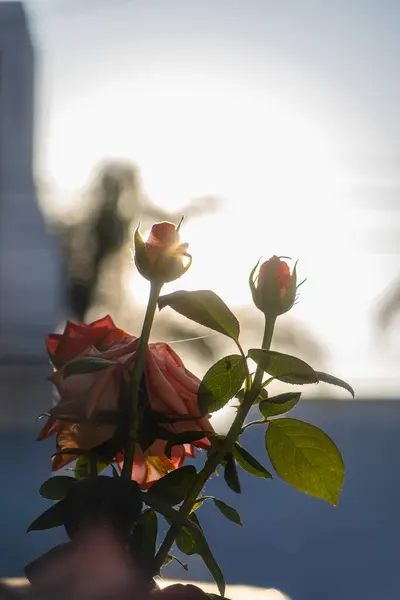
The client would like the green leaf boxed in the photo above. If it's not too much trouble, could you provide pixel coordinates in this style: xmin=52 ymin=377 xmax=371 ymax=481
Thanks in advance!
xmin=235 ymin=389 xmax=245 ymax=403
xmin=158 ymin=290 xmax=240 ymax=342
xmin=27 ymin=501 xmax=66 ymax=533
xmin=266 ymin=418 xmax=344 ymax=505
xmin=145 ymin=495 xmax=201 ymax=532
xmin=248 ymin=349 xmax=318 ymax=384
xmin=213 ymin=499 xmax=242 ymax=526
xmin=165 ymin=431 xmax=214 ymax=459
xmin=162 ymin=554 xmax=188 ymax=571
xmin=111 ymin=464 xmax=120 ymax=478
xmin=39 ymin=476 xmax=76 ymax=501
xmin=162 ymin=555 xmax=173 ymax=567
xmin=146 ymin=465 xmax=197 ymax=506
xmin=259 ymin=392 xmax=301 ymax=419
xmin=233 ymin=443 xmax=272 ymax=479
xmin=191 ymin=496 xmax=242 ymax=526
xmin=252 ymin=388 xmax=269 ymax=405
xmin=74 ymin=456 xmax=109 ymax=480
xmin=177 ymin=513 xmax=225 ymax=596
xmin=129 ymin=509 xmax=158 ymax=567
xmin=315 ymin=371 xmax=355 ymax=398
xmin=191 ymin=497 xmax=208 ymax=512
xmin=198 ymin=355 xmax=247 ymax=414
xmin=63 ymin=357 xmax=117 ymax=378
xmin=176 ymin=521 xmax=197 ymax=555
xmin=223 ymin=454 xmax=241 ymax=493
xmin=133 ymin=226 xmax=151 ymax=279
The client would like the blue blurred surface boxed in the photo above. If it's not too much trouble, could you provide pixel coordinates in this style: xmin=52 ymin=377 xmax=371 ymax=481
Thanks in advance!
xmin=3 ymin=400 xmax=400 ymax=600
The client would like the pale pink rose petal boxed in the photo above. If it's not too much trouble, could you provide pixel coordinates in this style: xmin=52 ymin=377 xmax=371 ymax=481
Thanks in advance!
xmin=160 ymin=370 xmax=199 ymax=415
xmin=98 ymin=337 xmax=139 ymax=362
xmin=148 ymin=440 xmax=185 ymax=466
xmin=145 ymin=349 xmax=190 ymax=415
xmin=132 ymin=460 xmax=148 ymax=486
xmin=149 ymin=342 xmax=185 ymax=368
xmin=165 ymin=362 xmax=200 ymax=396
xmin=148 ymin=439 xmax=171 ymax=457
xmin=184 ymin=444 xmax=196 ymax=458
xmin=170 ymin=444 xmax=186 ymax=466
xmin=49 ymin=364 xmax=122 ymax=421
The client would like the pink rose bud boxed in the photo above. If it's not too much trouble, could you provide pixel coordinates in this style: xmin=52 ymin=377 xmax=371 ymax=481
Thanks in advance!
xmin=250 ymin=255 xmax=300 ymax=317
xmin=134 ymin=220 xmax=192 ymax=284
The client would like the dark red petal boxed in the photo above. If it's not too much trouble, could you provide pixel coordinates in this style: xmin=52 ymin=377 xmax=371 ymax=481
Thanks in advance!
xmin=54 ymin=321 xmax=114 ymax=364
xmin=46 ymin=334 xmax=63 ymax=356
xmin=89 ymin=315 xmax=117 ymax=330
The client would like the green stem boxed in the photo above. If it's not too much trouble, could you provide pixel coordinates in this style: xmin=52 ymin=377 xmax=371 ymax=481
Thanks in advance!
xmin=237 ymin=341 xmax=252 ymax=393
xmin=252 ymin=315 xmax=276 ymax=394
xmin=89 ymin=454 xmax=98 ymax=478
xmin=241 ymin=419 xmax=266 ymax=432
xmin=151 ymin=314 xmax=277 ymax=575
xmin=121 ymin=281 xmax=162 ymax=480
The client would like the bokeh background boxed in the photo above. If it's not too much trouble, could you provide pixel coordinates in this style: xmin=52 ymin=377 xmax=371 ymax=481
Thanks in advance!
xmin=1 ymin=1 xmax=400 ymax=599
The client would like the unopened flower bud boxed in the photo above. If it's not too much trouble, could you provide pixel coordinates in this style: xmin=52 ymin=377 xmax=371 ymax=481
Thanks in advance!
xmin=249 ymin=255 xmax=300 ymax=317
xmin=134 ymin=221 xmax=192 ymax=284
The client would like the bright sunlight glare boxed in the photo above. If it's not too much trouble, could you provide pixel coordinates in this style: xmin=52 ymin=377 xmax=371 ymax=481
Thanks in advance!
xmin=43 ymin=71 xmax=390 ymax=396
xmin=46 ymin=73 xmax=346 ymax=311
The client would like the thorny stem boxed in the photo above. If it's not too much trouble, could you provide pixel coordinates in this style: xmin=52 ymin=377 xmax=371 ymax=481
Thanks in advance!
xmin=151 ymin=315 xmax=277 ymax=576
xmin=121 ymin=282 xmax=162 ymax=480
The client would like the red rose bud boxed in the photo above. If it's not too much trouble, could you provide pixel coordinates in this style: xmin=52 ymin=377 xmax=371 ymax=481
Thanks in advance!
xmin=249 ymin=255 xmax=300 ymax=316
xmin=134 ymin=220 xmax=192 ymax=283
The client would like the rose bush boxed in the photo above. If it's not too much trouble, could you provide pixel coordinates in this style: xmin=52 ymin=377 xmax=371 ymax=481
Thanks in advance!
xmin=39 ymin=315 xmax=212 ymax=487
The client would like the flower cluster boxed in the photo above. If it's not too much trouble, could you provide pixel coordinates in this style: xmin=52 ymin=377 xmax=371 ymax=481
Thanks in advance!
xmin=27 ymin=219 xmax=352 ymax=599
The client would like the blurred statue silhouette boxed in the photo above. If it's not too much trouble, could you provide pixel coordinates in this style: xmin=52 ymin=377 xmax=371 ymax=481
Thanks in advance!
xmin=53 ymin=160 xmax=217 ymax=323
xmin=50 ymin=160 xmax=219 ymax=362
xmin=43 ymin=159 xmax=325 ymax=373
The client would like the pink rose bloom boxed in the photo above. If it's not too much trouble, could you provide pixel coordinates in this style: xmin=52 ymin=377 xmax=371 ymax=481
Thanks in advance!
xmin=39 ymin=316 xmax=213 ymax=487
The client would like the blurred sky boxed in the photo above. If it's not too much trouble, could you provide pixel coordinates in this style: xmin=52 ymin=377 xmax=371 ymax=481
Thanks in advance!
xmin=13 ymin=0 xmax=400 ymax=396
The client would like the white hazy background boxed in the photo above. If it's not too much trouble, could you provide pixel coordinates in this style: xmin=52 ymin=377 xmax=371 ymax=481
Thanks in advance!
xmin=20 ymin=0 xmax=400 ymax=397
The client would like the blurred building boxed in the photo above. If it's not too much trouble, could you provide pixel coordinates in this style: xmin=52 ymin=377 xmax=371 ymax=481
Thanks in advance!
xmin=0 ymin=2 xmax=60 ymax=426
